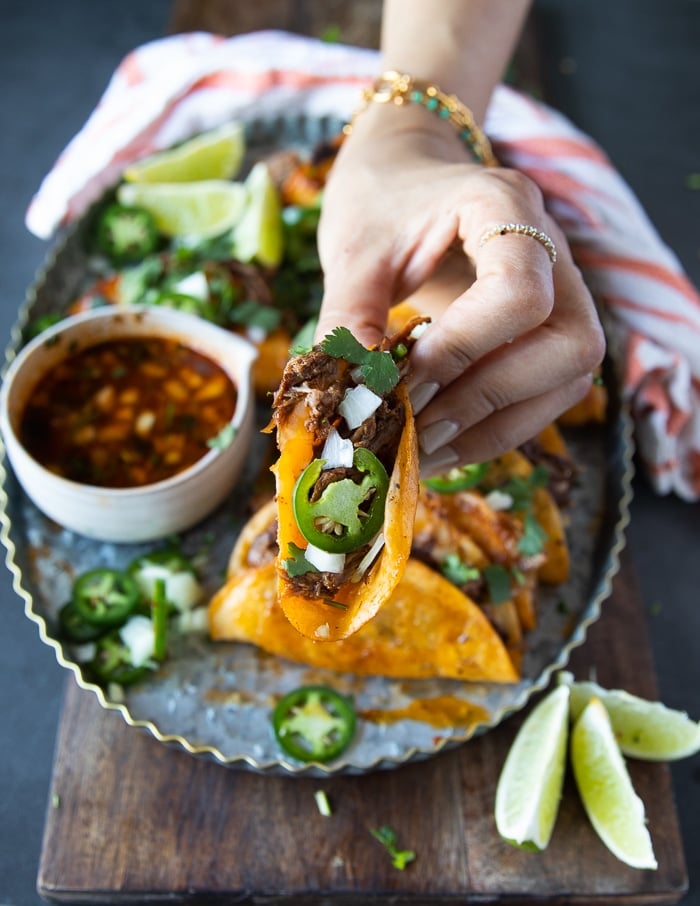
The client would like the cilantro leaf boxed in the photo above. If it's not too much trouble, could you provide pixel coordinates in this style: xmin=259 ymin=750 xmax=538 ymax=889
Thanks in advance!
xmin=370 ymin=825 xmax=416 ymax=871
xmin=483 ymin=563 xmax=512 ymax=604
xmin=321 ymin=326 xmax=370 ymax=364
xmin=228 ymin=300 xmax=282 ymax=334
xmin=517 ymin=511 xmax=548 ymax=557
xmin=282 ymin=543 xmax=319 ymax=577
xmin=441 ymin=553 xmax=481 ymax=587
xmin=206 ymin=423 xmax=237 ymax=451
xmin=320 ymin=326 xmax=400 ymax=395
xmin=359 ymin=350 xmax=399 ymax=395
xmin=500 ymin=465 xmax=549 ymax=511
xmin=289 ymin=318 xmax=318 ymax=356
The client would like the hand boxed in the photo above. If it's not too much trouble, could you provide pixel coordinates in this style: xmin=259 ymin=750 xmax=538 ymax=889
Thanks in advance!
xmin=316 ymin=102 xmax=606 ymax=474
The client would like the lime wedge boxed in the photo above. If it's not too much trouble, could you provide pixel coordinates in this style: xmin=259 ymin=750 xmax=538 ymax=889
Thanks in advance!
xmin=231 ymin=161 xmax=284 ymax=267
xmin=560 ymin=672 xmax=700 ymax=761
xmin=123 ymin=122 xmax=245 ymax=183
xmin=495 ymin=684 xmax=570 ymax=851
xmin=117 ymin=180 xmax=247 ymax=240
xmin=571 ymin=697 xmax=657 ymax=870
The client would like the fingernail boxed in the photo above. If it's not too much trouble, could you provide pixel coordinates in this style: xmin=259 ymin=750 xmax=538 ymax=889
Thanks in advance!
xmin=409 ymin=380 xmax=440 ymax=415
xmin=420 ymin=419 xmax=460 ymax=456
xmin=420 ymin=445 xmax=459 ymax=478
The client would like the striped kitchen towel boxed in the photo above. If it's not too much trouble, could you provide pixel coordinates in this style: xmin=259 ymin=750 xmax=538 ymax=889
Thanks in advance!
xmin=25 ymin=30 xmax=700 ymax=501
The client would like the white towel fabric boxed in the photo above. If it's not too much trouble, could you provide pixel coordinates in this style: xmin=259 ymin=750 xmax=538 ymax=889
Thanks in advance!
xmin=25 ymin=30 xmax=700 ymax=500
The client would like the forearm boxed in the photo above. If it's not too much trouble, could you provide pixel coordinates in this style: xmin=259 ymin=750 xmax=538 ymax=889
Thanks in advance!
xmin=380 ymin=0 xmax=531 ymax=121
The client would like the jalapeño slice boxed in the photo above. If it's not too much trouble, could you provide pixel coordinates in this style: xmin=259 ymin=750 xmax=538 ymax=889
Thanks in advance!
xmin=90 ymin=631 xmax=149 ymax=687
xmin=423 ymin=461 xmax=489 ymax=494
xmin=293 ymin=447 xmax=389 ymax=554
xmin=72 ymin=568 xmax=141 ymax=628
xmin=272 ymin=685 xmax=357 ymax=763
xmin=58 ymin=601 xmax=105 ymax=643
xmin=95 ymin=202 xmax=159 ymax=264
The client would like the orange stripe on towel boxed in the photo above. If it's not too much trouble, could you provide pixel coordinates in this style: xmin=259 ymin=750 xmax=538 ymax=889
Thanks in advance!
xmin=508 ymin=136 xmax=612 ymax=166
xmin=575 ymin=251 xmax=700 ymax=308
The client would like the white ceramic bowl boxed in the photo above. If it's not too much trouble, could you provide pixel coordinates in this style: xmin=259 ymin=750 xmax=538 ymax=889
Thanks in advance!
xmin=0 ymin=305 xmax=258 ymax=543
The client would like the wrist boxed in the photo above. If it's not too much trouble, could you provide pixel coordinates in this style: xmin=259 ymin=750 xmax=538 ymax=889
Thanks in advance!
xmin=347 ymin=98 xmax=468 ymax=163
xmin=344 ymin=72 xmax=497 ymax=167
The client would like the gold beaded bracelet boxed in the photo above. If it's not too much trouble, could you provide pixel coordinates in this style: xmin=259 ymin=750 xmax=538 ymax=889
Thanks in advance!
xmin=344 ymin=70 xmax=498 ymax=167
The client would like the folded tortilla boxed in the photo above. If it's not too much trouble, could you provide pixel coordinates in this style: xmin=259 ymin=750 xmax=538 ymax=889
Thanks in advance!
xmin=269 ymin=327 xmax=421 ymax=641
xmin=209 ymin=558 xmax=518 ymax=683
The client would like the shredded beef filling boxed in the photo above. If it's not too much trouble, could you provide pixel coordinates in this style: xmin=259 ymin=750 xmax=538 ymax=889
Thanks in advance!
xmin=272 ymin=350 xmax=350 ymax=433
xmin=350 ymin=396 xmax=405 ymax=474
xmin=288 ymin=545 xmax=370 ymax=600
xmin=246 ymin=520 xmax=279 ymax=568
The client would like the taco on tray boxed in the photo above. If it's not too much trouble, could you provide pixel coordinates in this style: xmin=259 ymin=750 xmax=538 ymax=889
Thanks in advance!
xmin=267 ymin=321 xmax=425 ymax=641
xmin=209 ymin=537 xmax=518 ymax=684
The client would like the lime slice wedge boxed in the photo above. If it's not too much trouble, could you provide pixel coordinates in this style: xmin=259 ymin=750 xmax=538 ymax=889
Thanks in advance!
xmin=123 ymin=122 xmax=245 ymax=183
xmin=571 ymin=697 xmax=658 ymax=870
xmin=495 ymin=684 xmax=570 ymax=851
xmin=559 ymin=672 xmax=700 ymax=761
xmin=231 ymin=161 xmax=284 ymax=267
xmin=117 ymin=180 xmax=247 ymax=240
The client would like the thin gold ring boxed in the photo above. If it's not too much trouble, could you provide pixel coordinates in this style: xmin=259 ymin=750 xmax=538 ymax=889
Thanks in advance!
xmin=478 ymin=222 xmax=557 ymax=265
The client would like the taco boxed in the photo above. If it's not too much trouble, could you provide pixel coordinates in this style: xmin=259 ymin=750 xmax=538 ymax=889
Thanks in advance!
xmin=209 ymin=558 xmax=518 ymax=682
xmin=412 ymin=485 xmax=540 ymax=664
xmin=268 ymin=321 xmax=424 ymax=640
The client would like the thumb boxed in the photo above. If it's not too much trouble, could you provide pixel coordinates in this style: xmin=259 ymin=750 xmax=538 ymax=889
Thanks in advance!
xmin=314 ymin=261 xmax=396 ymax=349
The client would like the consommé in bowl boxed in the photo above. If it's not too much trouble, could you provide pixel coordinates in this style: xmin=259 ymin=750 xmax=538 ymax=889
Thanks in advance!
xmin=0 ymin=305 xmax=257 ymax=543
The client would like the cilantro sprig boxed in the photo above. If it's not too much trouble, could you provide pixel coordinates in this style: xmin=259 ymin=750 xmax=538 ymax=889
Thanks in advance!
xmin=282 ymin=542 xmax=319 ymax=577
xmin=370 ymin=825 xmax=416 ymax=870
xmin=490 ymin=465 xmax=550 ymax=557
xmin=321 ymin=327 xmax=399 ymax=395
xmin=207 ymin=423 xmax=237 ymax=451
xmin=441 ymin=553 xmax=480 ymax=586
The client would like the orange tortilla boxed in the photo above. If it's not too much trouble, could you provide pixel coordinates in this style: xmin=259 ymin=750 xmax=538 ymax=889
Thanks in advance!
xmin=272 ymin=380 xmax=419 ymax=641
xmin=209 ymin=558 xmax=518 ymax=683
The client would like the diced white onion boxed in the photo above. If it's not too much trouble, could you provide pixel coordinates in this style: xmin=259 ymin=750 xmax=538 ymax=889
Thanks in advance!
xmin=175 ymin=607 xmax=210 ymax=635
xmin=119 ymin=615 xmax=155 ymax=668
xmin=484 ymin=489 xmax=514 ymax=511
xmin=314 ymin=623 xmax=330 ymax=639
xmin=352 ymin=532 xmax=385 ymax=581
xmin=320 ymin=427 xmax=354 ymax=469
xmin=133 ymin=564 xmax=203 ymax=612
xmin=72 ymin=642 xmax=97 ymax=663
xmin=304 ymin=543 xmax=346 ymax=574
xmin=246 ymin=325 xmax=267 ymax=344
xmin=338 ymin=384 xmax=382 ymax=430
xmin=409 ymin=320 xmax=430 ymax=340
xmin=172 ymin=271 xmax=209 ymax=300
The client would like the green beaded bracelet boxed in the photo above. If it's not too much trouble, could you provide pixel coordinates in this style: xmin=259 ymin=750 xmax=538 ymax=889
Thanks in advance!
xmin=344 ymin=70 xmax=498 ymax=167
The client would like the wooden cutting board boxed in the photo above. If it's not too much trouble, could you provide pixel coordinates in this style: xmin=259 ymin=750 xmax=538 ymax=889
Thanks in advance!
xmin=37 ymin=551 xmax=689 ymax=904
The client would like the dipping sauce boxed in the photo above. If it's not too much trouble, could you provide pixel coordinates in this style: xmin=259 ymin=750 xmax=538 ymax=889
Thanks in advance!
xmin=20 ymin=337 xmax=237 ymax=488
